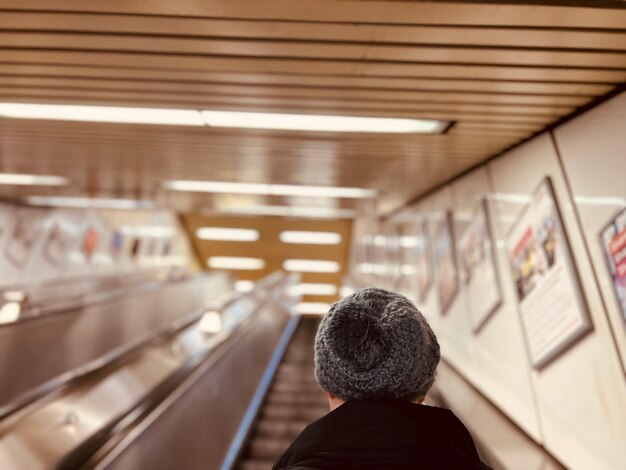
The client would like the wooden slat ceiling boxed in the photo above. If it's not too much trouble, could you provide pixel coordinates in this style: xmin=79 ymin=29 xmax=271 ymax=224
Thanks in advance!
xmin=0 ymin=1 xmax=624 ymax=214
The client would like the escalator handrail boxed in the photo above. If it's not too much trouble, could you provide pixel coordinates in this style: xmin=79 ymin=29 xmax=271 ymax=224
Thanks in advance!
xmin=0 ymin=271 xmax=212 ymax=328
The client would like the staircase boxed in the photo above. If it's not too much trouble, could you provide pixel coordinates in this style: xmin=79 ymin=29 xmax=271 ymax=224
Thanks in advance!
xmin=237 ymin=318 xmax=328 ymax=470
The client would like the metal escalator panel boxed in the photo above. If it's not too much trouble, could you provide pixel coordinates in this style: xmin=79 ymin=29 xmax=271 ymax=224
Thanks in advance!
xmin=0 ymin=272 xmax=295 ymax=470
xmin=237 ymin=319 xmax=327 ymax=470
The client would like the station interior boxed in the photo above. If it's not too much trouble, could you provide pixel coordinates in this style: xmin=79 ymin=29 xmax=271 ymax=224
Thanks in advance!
xmin=0 ymin=1 xmax=625 ymax=469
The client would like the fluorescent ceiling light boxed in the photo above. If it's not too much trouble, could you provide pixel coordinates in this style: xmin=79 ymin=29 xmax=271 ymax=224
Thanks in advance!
xmin=196 ymin=227 xmax=260 ymax=242
xmin=296 ymin=302 xmax=331 ymax=315
xmin=290 ymin=283 xmax=338 ymax=296
xmin=26 ymin=196 xmax=156 ymax=210
xmin=164 ymin=180 xmax=375 ymax=199
xmin=202 ymin=110 xmax=446 ymax=134
xmin=234 ymin=280 xmax=255 ymax=292
xmin=283 ymin=259 xmax=340 ymax=273
xmin=0 ymin=103 xmax=447 ymax=134
xmin=0 ymin=103 xmax=204 ymax=126
xmin=212 ymin=205 xmax=356 ymax=219
xmin=208 ymin=256 xmax=265 ymax=270
xmin=0 ymin=173 xmax=67 ymax=186
xmin=280 ymin=231 xmax=341 ymax=245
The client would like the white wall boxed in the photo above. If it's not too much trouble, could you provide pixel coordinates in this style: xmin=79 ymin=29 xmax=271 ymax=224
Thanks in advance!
xmin=0 ymin=203 xmax=199 ymax=288
xmin=349 ymin=91 xmax=626 ymax=470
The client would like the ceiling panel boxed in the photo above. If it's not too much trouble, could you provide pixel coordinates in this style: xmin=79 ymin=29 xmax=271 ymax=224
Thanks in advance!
xmin=0 ymin=0 xmax=624 ymax=214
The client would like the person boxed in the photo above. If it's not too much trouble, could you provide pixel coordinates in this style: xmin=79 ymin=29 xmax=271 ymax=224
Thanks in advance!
xmin=273 ymin=288 xmax=490 ymax=469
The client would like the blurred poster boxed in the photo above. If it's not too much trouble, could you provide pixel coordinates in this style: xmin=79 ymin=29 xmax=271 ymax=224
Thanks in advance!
xmin=110 ymin=229 xmax=124 ymax=259
xmin=459 ymin=199 xmax=502 ymax=332
xmin=507 ymin=178 xmax=591 ymax=368
xmin=161 ymin=238 xmax=172 ymax=257
xmin=600 ymin=207 xmax=626 ymax=326
xmin=82 ymin=227 xmax=100 ymax=262
xmin=415 ymin=220 xmax=433 ymax=303
xmin=5 ymin=211 xmax=40 ymax=268
xmin=130 ymin=237 xmax=141 ymax=259
xmin=434 ymin=212 xmax=458 ymax=315
xmin=43 ymin=223 xmax=70 ymax=266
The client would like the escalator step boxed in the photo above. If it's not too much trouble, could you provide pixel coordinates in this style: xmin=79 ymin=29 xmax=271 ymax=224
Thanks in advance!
xmin=256 ymin=419 xmax=310 ymax=439
xmin=265 ymin=392 xmax=327 ymax=407
xmin=262 ymin=404 xmax=328 ymax=421
xmin=239 ymin=458 xmax=276 ymax=470
xmin=248 ymin=437 xmax=293 ymax=459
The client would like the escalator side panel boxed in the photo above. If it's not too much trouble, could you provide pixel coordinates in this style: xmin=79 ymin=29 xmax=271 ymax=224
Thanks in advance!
xmin=0 ymin=273 xmax=231 ymax=410
xmin=98 ymin=296 xmax=291 ymax=470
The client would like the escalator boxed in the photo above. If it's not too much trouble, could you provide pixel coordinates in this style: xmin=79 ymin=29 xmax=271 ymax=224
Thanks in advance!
xmin=235 ymin=318 xmax=327 ymax=470
xmin=0 ymin=271 xmax=296 ymax=470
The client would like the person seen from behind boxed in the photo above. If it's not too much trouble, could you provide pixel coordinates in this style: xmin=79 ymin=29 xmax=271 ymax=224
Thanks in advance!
xmin=274 ymin=288 xmax=490 ymax=469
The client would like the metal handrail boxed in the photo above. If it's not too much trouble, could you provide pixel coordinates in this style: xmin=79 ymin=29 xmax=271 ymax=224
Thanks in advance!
xmin=0 ymin=270 xmax=196 ymax=328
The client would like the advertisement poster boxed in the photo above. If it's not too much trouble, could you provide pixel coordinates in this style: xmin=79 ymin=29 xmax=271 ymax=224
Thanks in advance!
xmin=82 ymin=227 xmax=100 ymax=262
xmin=5 ymin=211 xmax=41 ymax=268
xmin=459 ymin=199 xmax=502 ymax=332
xmin=415 ymin=220 xmax=433 ymax=303
xmin=43 ymin=223 xmax=70 ymax=266
xmin=434 ymin=212 xmax=458 ymax=315
xmin=110 ymin=229 xmax=124 ymax=259
xmin=130 ymin=237 xmax=142 ymax=259
xmin=507 ymin=178 xmax=591 ymax=368
xmin=599 ymin=207 xmax=626 ymax=327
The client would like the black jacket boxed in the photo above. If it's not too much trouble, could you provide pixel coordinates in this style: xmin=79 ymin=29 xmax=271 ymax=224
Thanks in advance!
xmin=273 ymin=399 xmax=490 ymax=470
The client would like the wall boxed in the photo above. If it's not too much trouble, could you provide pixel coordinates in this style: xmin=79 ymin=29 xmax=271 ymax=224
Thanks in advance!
xmin=0 ymin=202 xmax=200 ymax=288
xmin=349 ymin=91 xmax=626 ymax=470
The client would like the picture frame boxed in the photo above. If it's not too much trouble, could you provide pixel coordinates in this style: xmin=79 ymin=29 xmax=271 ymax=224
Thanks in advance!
xmin=434 ymin=211 xmax=459 ymax=315
xmin=458 ymin=198 xmax=502 ymax=333
xmin=506 ymin=176 xmax=592 ymax=369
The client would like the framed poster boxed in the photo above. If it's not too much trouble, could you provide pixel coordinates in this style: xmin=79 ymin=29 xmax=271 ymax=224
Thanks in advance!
xmin=414 ymin=219 xmax=433 ymax=303
xmin=43 ymin=223 xmax=70 ymax=266
xmin=507 ymin=177 xmax=592 ymax=368
xmin=599 ymin=207 xmax=626 ymax=329
xmin=459 ymin=199 xmax=502 ymax=332
xmin=5 ymin=210 xmax=41 ymax=268
xmin=434 ymin=212 xmax=458 ymax=315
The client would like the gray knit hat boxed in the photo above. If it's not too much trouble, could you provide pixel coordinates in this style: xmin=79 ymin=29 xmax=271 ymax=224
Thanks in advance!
xmin=314 ymin=288 xmax=440 ymax=401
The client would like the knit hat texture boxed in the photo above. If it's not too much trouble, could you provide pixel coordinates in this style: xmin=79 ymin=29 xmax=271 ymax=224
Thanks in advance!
xmin=314 ymin=288 xmax=440 ymax=401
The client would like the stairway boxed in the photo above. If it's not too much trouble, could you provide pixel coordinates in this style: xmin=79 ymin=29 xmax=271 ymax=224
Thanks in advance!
xmin=237 ymin=318 xmax=329 ymax=470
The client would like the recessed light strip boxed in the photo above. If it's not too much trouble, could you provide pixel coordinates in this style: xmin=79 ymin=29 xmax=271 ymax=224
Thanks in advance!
xmin=0 ymin=173 xmax=67 ymax=186
xmin=208 ymin=205 xmax=356 ymax=219
xmin=196 ymin=227 xmax=260 ymax=242
xmin=280 ymin=231 xmax=342 ymax=245
xmin=26 ymin=196 xmax=156 ymax=210
xmin=0 ymin=103 xmax=448 ymax=134
xmin=208 ymin=256 xmax=265 ymax=270
xmin=202 ymin=110 xmax=446 ymax=134
xmin=164 ymin=180 xmax=376 ymax=199
xmin=283 ymin=259 xmax=340 ymax=273
xmin=0 ymin=103 xmax=205 ymax=126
